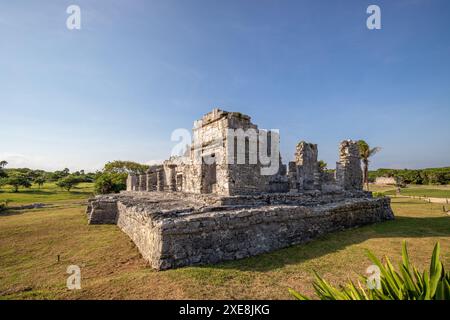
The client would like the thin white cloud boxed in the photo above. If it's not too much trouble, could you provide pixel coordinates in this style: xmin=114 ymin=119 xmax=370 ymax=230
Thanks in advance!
xmin=0 ymin=153 xmax=62 ymax=171
xmin=145 ymin=159 xmax=164 ymax=166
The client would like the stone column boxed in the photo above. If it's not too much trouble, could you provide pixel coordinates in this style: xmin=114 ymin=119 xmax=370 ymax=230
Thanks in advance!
xmin=156 ymin=169 xmax=165 ymax=191
xmin=139 ymin=174 xmax=147 ymax=191
xmin=168 ymin=165 xmax=177 ymax=192
xmin=295 ymin=141 xmax=319 ymax=190
xmin=134 ymin=175 xmax=140 ymax=191
xmin=336 ymin=140 xmax=363 ymax=191
xmin=288 ymin=161 xmax=298 ymax=192
xmin=146 ymin=171 xmax=157 ymax=191
xmin=126 ymin=174 xmax=133 ymax=191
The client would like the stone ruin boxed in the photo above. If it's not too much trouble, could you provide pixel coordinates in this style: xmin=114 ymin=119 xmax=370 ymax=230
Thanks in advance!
xmin=87 ymin=109 xmax=394 ymax=270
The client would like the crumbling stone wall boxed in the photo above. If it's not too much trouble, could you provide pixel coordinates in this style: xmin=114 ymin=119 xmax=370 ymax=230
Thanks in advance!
xmin=162 ymin=109 xmax=278 ymax=196
xmin=139 ymin=174 xmax=147 ymax=191
xmin=86 ymin=197 xmax=118 ymax=224
xmin=146 ymin=169 xmax=157 ymax=191
xmin=87 ymin=192 xmax=394 ymax=270
xmin=336 ymin=140 xmax=363 ymax=191
xmin=103 ymin=109 xmax=392 ymax=271
xmin=293 ymin=141 xmax=320 ymax=191
xmin=126 ymin=174 xmax=137 ymax=191
xmin=154 ymin=198 xmax=393 ymax=269
xmin=125 ymin=109 xmax=367 ymax=196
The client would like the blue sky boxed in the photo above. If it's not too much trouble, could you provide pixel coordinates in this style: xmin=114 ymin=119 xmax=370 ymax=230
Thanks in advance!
xmin=1 ymin=0 xmax=449 ymax=172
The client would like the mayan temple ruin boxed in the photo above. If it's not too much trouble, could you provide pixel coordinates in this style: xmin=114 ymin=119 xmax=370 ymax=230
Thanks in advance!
xmin=86 ymin=109 xmax=394 ymax=270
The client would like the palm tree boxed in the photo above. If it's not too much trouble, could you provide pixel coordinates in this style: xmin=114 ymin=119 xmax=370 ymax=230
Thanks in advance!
xmin=358 ymin=140 xmax=381 ymax=191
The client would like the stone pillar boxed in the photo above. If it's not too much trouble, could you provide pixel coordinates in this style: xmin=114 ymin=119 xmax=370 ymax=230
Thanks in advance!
xmin=126 ymin=174 xmax=133 ymax=191
xmin=336 ymin=140 xmax=363 ymax=191
xmin=156 ymin=169 xmax=165 ymax=191
xmin=313 ymin=171 xmax=321 ymax=190
xmin=134 ymin=175 xmax=140 ymax=191
xmin=295 ymin=141 xmax=319 ymax=190
xmin=146 ymin=171 xmax=157 ymax=191
xmin=288 ymin=161 xmax=298 ymax=192
xmin=168 ymin=165 xmax=177 ymax=192
xmin=139 ymin=174 xmax=147 ymax=191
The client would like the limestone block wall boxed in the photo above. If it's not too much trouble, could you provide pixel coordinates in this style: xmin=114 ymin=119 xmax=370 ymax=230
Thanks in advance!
xmin=336 ymin=140 xmax=363 ymax=191
xmin=192 ymin=109 xmax=230 ymax=196
xmin=187 ymin=108 xmax=271 ymax=196
xmin=126 ymin=174 xmax=138 ymax=191
xmin=139 ymin=174 xmax=147 ymax=191
xmin=147 ymin=172 xmax=157 ymax=191
xmin=86 ymin=197 xmax=118 ymax=224
xmin=295 ymin=141 xmax=319 ymax=190
xmin=89 ymin=196 xmax=394 ymax=270
xmin=116 ymin=202 xmax=164 ymax=268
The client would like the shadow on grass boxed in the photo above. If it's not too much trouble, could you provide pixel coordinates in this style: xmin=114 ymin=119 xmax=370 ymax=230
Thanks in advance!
xmin=202 ymin=216 xmax=450 ymax=272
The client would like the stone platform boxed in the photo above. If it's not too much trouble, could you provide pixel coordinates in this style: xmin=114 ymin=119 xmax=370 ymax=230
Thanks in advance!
xmin=86 ymin=191 xmax=394 ymax=270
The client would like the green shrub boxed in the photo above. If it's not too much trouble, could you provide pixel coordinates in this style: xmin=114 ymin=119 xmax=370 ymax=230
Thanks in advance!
xmin=94 ymin=172 xmax=127 ymax=194
xmin=289 ymin=241 xmax=450 ymax=300
xmin=372 ymin=192 xmax=385 ymax=198
xmin=369 ymin=167 xmax=450 ymax=185
xmin=56 ymin=175 xmax=83 ymax=191
xmin=2 ymin=173 xmax=32 ymax=192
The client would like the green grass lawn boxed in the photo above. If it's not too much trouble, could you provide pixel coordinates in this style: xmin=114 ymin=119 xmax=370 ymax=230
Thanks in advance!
xmin=385 ymin=187 xmax=450 ymax=199
xmin=369 ymin=184 xmax=450 ymax=199
xmin=0 ymin=188 xmax=449 ymax=299
xmin=0 ymin=182 xmax=94 ymax=205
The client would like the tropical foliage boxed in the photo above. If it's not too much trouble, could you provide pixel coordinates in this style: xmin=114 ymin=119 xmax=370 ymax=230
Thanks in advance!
xmin=55 ymin=175 xmax=84 ymax=191
xmin=94 ymin=172 xmax=127 ymax=194
xmin=103 ymin=160 xmax=149 ymax=175
xmin=0 ymin=160 xmax=7 ymax=178
xmin=94 ymin=160 xmax=149 ymax=194
xmin=358 ymin=140 xmax=381 ymax=190
xmin=369 ymin=167 xmax=450 ymax=185
xmin=289 ymin=242 xmax=449 ymax=300
xmin=0 ymin=172 xmax=32 ymax=192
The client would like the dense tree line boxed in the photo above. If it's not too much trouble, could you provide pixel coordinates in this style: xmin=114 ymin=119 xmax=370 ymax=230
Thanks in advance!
xmin=0 ymin=159 xmax=149 ymax=194
xmin=368 ymin=167 xmax=450 ymax=185
xmin=0 ymin=162 xmax=98 ymax=192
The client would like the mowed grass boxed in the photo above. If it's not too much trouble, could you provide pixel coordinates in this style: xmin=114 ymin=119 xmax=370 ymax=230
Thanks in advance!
xmin=0 ymin=182 xmax=94 ymax=205
xmin=0 ymin=191 xmax=449 ymax=299
xmin=369 ymin=184 xmax=450 ymax=199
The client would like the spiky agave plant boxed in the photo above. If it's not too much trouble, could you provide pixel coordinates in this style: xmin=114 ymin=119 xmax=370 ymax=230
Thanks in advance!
xmin=289 ymin=242 xmax=450 ymax=300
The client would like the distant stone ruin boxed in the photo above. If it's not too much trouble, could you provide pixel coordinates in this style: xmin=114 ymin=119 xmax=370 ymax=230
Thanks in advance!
xmin=375 ymin=176 xmax=396 ymax=185
xmin=87 ymin=109 xmax=394 ymax=270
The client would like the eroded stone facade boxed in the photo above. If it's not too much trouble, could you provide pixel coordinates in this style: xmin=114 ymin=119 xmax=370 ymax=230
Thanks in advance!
xmin=127 ymin=109 xmax=366 ymax=195
xmin=87 ymin=109 xmax=394 ymax=270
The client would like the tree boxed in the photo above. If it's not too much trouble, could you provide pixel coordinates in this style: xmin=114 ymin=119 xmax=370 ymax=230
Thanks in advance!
xmin=0 ymin=160 xmax=7 ymax=178
xmin=358 ymin=140 xmax=381 ymax=191
xmin=56 ymin=175 xmax=82 ymax=191
xmin=103 ymin=161 xmax=149 ymax=175
xmin=3 ymin=173 xmax=32 ymax=192
xmin=94 ymin=172 xmax=127 ymax=194
xmin=34 ymin=176 xmax=46 ymax=189
xmin=93 ymin=161 xmax=149 ymax=195
xmin=318 ymin=160 xmax=327 ymax=171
